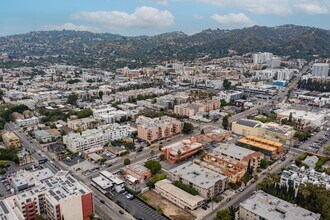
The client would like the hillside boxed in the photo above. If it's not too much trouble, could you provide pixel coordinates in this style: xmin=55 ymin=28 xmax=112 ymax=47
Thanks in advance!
xmin=0 ymin=25 xmax=329 ymax=69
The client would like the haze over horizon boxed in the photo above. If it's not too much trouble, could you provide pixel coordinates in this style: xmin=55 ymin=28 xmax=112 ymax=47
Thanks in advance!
xmin=1 ymin=0 xmax=330 ymax=37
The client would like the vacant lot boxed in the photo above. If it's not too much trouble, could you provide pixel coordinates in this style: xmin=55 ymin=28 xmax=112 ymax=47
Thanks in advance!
xmin=142 ymin=190 xmax=195 ymax=220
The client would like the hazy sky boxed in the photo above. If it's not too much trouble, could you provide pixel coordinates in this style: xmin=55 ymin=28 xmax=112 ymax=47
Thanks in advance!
xmin=1 ymin=0 xmax=329 ymax=36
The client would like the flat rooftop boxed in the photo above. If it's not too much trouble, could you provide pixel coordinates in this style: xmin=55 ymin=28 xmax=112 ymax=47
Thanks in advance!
xmin=169 ymin=161 xmax=227 ymax=189
xmin=240 ymin=191 xmax=321 ymax=220
xmin=213 ymin=143 xmax=256 ymax=161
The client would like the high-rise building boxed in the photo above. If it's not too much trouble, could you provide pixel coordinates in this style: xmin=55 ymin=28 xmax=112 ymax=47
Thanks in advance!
xmin=312 ymin=63 xmax=329 ymax=77
xmin=253 ymin=52 xmax=273 ymax=64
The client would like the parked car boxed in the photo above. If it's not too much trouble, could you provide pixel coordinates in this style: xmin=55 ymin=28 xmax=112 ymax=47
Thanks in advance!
xmin=119 ymin=210 xmax=124 ymax=215
xmin=126 ymin=193 xmax=134 ymax=200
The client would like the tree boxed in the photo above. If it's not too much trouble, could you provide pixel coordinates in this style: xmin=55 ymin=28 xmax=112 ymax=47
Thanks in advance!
xmin=220 ymin=99 xmax=228 ymax=107
xmin=144 ymin=160 xmax=161 ymax=174
xmin=150 ymin=150 xmax=155 ymax=156
xmin=76 ymin=108 xmax=93 ymax=119
xmin=214 ymin=209 xmax=232 ymax=220
xmin=100 ymin=158 xmax=107 ymax=164
xmin=222 ymin=115 xmax=229 ymax=129
xmin=0 ymin=117 xmax=5 ymax=130
xmin=223 ymin=79 xmax=231 ymax=90
xmin=260 ymin=158 xmax=269 ymax=169
xmin=158 ymin=145 xmax=163 ymax=151
xmin=182 ymin=122 xmax=194 ymax=134
xmin=201 ymin=129 xmax=205 ymax=134
xmin=98 ymin=91 xmax=104 ymax=99
xmin=60 ymin=130 xmax=67 ymax=136
xmin=288 ymin=112 xmax=293 ymax=122
xmin=67 ymin=93 xmax=78 ymax=106
xmin=124 ymin=158 xmax=131 ymax=166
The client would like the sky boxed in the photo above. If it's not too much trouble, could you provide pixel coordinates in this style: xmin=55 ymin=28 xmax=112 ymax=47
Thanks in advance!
xmin=0 ymin=0 xmax=329 ymax=36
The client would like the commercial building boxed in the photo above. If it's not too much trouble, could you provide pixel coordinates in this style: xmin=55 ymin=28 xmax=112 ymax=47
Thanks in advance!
xmin=16 ymin=116 xmax=39 ymax=127
xmin=154 ymin=179 xmax=204 ymax=210
xmin=91 ymin=171 xmax=125 ymax=194
xmin=168 ymin=161 xmax=227 ymax=199
xmin=136 ymin=116 xmax=182 ymax=143
xmin=213 ymin=90 xmax=244 ymax=103
xmin=201 ymin=144 xmax=263 ymax=183
xmin=194 ymin=129 xmax=232 ymax=144
xmin=275 ymin=109 xmax=327 ymax=129
xmin=123 ymin=163 xmax=152 ymax=184
xmin=237 ymin=135 xmax=283 ymax=159
xmin=2 ymin=131 xmax=20 ymax=148
xmin=63 ymin=123 xmax=136 ymax=152
xmin=34 ymin=130 xmax=53 ymax=143
xmin=3 ymin=169 xmax=94 ymax=220
xmin=239 ymin=190 xmax=321 ymax=220
xmin=161 ymin=138 xmax=203 ymax=163
xmin=312 ymin=63 xmax=329 ymax=78
xmin=232 ymin=119 xmax=296 ymax=145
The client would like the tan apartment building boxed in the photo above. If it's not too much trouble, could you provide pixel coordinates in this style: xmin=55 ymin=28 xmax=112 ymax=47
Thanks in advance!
xmin=161 ymin=138 xmax=203 ymax=163
xmin=136 ymin=116 xmax=182 ymax=143
xmin=237 ymin=135 xmax=283 ymax=159
xmin=2 ymin=131 xmax=20 ymax=148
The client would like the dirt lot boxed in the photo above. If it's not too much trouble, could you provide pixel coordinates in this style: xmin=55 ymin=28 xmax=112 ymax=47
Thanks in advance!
xmin=142 ymin=190 xmax=195 ymax=220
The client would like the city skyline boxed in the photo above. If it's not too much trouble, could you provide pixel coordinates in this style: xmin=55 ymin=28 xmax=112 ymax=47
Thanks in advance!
xmin=1 ymin=0 xmax=330 ymax=36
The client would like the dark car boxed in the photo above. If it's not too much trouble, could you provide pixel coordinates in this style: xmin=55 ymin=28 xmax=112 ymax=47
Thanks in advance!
xmin=100 ymin=200 xmax=105 ymax=204
xmin=202 ymin=206 xmax=207 ymax=210
xmin=119 ymin=210 xmax=124 ymax=215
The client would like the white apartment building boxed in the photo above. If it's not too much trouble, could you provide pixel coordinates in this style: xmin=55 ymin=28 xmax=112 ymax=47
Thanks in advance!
xmin=312 ymin=63 xmax=329 ymax=78
xmin=16 ymin=116 xmax=39 ymax=127
xmin=2 ymin=169 xmax=94 ymax=220
xmin=253 ymin=52 xmax=273 ymax=64
xmin=254 ymin=69 xmax=295 ymax=82
xmin=63 ymin=123 xmax=136 ymax=152
xmin=91 ymin=170 xmax=125 ymax=194
xmin=93 ymin=105 xmax=129 ymax=124
xmin=239 ymin=191 xmax=321 ymax=220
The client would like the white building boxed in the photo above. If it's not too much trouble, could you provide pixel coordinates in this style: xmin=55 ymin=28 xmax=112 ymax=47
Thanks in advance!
xmin=2 ymin=169 xmax=94 ymax=220
xmin=91 ymin=171 xmax=125 ymax=193
xmin=312 ymin=63 xmax=329 ymax=78
xmin=16 ymin=116 xmax=39 ymax=127
xmin=253 ymin=52 xmax=273 ymax=64
xmin=213 ymin=90 xmax=244 ymax=103
xmin=239 ymin=191 xmax=321 ymax=220
xmin=63 ymin=123 xmax=137 ymax=152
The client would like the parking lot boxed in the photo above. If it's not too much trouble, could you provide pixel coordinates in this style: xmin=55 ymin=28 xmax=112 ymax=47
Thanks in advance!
xmin=107 ymin=192 xmax=168 ymax=220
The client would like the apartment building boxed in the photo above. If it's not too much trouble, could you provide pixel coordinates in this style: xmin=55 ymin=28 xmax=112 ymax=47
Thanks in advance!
xmin=16 ymin=116 xmax=39 ymax=127
xmin=155 ymin=179 xmax=204 ymax=210
xmin=280 ymin=165 xmax=330 ymax=191
xmin=232 ymin=119 xmax=296 ymax=145
xmin=200 ymin=144 xmax=263 ymax=183
xmin=174 ymin=100 xmax=220 ymax=117
xmin=67 ymin=117 xmax=101 ymax=130
xmin=168 ymin=161 xmax=227 ymax=199
xmin=161 ymin=138 xmax=203 ymax=163
xmin=63 ymin=123 xmax=137 ymax=152
xmin=136 ymin=116 xmax=182 ymax=143
xmin=92 ymin=104 xmax=128 ymax=123
xmin=239 ymin=191 xmax=321 ymax=220
xmin=237 ymin=135 xmax=283 ymax=159
xmin=2 ymin=131 xmax=20 ymax=148
xmin=312 ymin=63 xmax=329 ymax=78
xmin=3 ymin=169 xmax=94 ymax=220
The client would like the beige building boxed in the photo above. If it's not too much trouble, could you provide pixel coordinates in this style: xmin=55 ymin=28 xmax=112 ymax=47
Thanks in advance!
xmin=155 ymin=179 xmax=204 ymax=210
xmin=168 ymin=161 xmax=227 ymax=199
xmin=232 ymin=119 xmax=296 ymax=145
xmin=2 ymin=131 xmax=20 ymax=148
xmin=136 ymin=116 xmax=182 ymax=143
xmin=174 ymin=100 xmax=220 ymax=117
